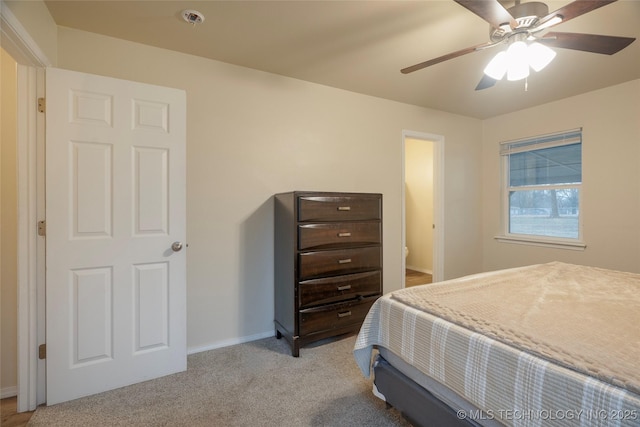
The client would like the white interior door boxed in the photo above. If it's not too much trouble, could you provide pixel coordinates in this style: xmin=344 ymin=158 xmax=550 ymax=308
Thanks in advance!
xmin=45 ymin=67 xmax=186 ymax=405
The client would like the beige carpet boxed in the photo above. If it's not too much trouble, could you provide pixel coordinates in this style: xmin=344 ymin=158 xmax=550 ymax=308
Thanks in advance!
xmin=29 ymin=334 xmax=409 ymax=426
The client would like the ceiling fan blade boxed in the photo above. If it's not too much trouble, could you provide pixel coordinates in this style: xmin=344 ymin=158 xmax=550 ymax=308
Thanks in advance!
xmin=401 ymin=42 xmax=493 ymax=74
xmin=475 ymin=74 xmax=498 ymax=91
xmin=537 ymin=0 xmax=616 ymax=29
xmin=454 ymin=0 xmax=517 ymax=29
xmin=539 ymin=32 xmax=636 ymax=55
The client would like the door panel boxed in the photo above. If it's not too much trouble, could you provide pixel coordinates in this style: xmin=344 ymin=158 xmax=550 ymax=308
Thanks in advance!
xmin=71 ymin=141 xmax=112 ymax=237
xmin=45 ymin=67 xmax=186 ymax=405
xmin=72 ymin=267 xmax=112 ymax=364
xmin=133 ymin=262 xmax=169 ymax=351
xmin=134 ymin=147 xmax=169 ymax=235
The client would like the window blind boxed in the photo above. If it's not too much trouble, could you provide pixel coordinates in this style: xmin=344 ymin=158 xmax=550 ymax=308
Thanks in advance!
xmin=501 ymin=128 xmax=582 ymax=187
xmin=500 ymin=128 xmax=582 ymax=155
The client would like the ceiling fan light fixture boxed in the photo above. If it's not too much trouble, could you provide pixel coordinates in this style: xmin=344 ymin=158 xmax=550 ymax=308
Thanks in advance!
xmin=484 ymin=51 xmax=508 ymax=80
xmin=507 ymin=60 xmax=530 ymax=81
xmin=506 ymin=40 xmax=530 ymax=81
xmin=528 ymin=42 xmax=556 ymax=72
xmin=483 ymin=39 xmax=556 ymax=82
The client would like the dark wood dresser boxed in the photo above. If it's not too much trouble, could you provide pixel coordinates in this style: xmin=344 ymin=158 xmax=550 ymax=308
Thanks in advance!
xmin=274 ymin=191 xmax=382 ymax=357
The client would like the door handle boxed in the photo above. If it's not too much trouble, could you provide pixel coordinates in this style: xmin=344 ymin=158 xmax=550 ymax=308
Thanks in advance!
xmin=171 ymin=242 xmax=183 ymax=252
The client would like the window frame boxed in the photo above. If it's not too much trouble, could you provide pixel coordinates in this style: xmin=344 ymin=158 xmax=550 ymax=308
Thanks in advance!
xmin=495 ymin=128 xmax=586 ymax=250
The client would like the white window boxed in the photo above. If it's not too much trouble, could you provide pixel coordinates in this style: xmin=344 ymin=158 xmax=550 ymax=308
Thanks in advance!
xmin=498 ymin=128 xmax=584 ymax=249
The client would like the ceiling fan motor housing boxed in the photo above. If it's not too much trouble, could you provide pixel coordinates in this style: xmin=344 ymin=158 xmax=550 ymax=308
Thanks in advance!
xmin=490 ymin=2 xmax=549 ymax=42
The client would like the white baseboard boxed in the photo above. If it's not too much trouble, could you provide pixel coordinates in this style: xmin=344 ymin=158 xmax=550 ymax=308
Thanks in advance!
xmin=406 ymin=265 xmax=433 ymax=275
xmin=187 ymin=330 xmax=275 ymax=355
xmin=1 ymin=386 xmax=18 ymax=399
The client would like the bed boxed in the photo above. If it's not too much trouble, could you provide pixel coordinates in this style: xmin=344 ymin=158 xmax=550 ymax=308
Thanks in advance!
xmin=354 ymin=262 xmax=640 ymax=427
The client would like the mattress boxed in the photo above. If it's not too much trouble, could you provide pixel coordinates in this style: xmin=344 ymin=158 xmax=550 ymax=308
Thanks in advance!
xmin=354 ymin=262 xmax=640 ymax=427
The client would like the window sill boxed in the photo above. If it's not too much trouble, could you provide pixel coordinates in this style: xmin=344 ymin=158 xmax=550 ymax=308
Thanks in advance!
xmin=494 ymin=235 xmax=586 ymax=251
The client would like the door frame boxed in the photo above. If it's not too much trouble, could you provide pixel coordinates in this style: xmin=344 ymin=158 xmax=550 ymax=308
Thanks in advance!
xmin=401 ymin=130 xmax=444 ymax=285
xmin=1 ymin=1 xmax=51 ymax=412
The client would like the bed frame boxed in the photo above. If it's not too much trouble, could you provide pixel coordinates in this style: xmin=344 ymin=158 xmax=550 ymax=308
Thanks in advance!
xmin=374 ymin=356 xmax=480 ymax=427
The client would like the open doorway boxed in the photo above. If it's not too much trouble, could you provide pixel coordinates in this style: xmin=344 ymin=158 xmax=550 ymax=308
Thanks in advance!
xmin=402 ymin=131 xmax=444 ymax=287
xmin=405 ymin=138 xmax=433 ymax=286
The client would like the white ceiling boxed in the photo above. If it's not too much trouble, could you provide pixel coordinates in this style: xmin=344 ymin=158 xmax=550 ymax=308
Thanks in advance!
xmin=44 ymin=0 xmax=640 ymax=119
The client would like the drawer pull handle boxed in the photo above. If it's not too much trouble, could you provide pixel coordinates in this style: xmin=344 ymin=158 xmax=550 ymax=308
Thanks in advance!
xmin=337 ymin=206 xmax=351 ymax=211
xmin=337 ymin=232 xmax=351 ymax=237
xmin=338 ymin=311 xmax=352 ymax=318
xmin=337 ymin=285 xmax=352 ymax=291
xmin=338 ymin=258 xmax=352 ymax=264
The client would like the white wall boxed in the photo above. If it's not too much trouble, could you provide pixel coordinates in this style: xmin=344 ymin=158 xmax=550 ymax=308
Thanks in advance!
xmin=405 ymin=138 xmax=433 ymax=273
xmin=55 ymin=27 xmax=484 ymax=351
xmin=1 ymin=46 xmax=18 ymax=396
xmin=482 ymin=79 xmax=640 ymax=274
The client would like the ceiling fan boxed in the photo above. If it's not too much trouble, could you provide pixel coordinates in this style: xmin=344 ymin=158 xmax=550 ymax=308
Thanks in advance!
xmin=401 ymin=0 xmax=636 ymax=90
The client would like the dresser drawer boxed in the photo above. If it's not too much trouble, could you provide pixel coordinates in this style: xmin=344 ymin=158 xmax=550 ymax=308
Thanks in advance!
xmin=299 ymin=297 xmax=377 ymax=336
xmin=298 ymin=246 xmax=381 ymax=280
xmin=298 ymin=222 xmax=381 ymax=250
xmin=299 ymin=271 xmax=380 ymax=308
xmin=298 ymin=196 xmax=381 ymax=222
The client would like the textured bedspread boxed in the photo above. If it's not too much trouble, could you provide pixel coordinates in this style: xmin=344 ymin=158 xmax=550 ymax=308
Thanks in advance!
xmin=354 ymin=262 xmax=640 ymax=427
xmin=393 ymin=262 xmax=640 ymax=395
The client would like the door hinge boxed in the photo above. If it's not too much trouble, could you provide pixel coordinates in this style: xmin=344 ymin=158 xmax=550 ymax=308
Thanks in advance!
xmin=37 ymin=220 xmax=46 ymax=236
xmin=39 ymin=343 xmax=46 ymax=359
xmin=37 ymin=97 xmax=45 ymax=113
